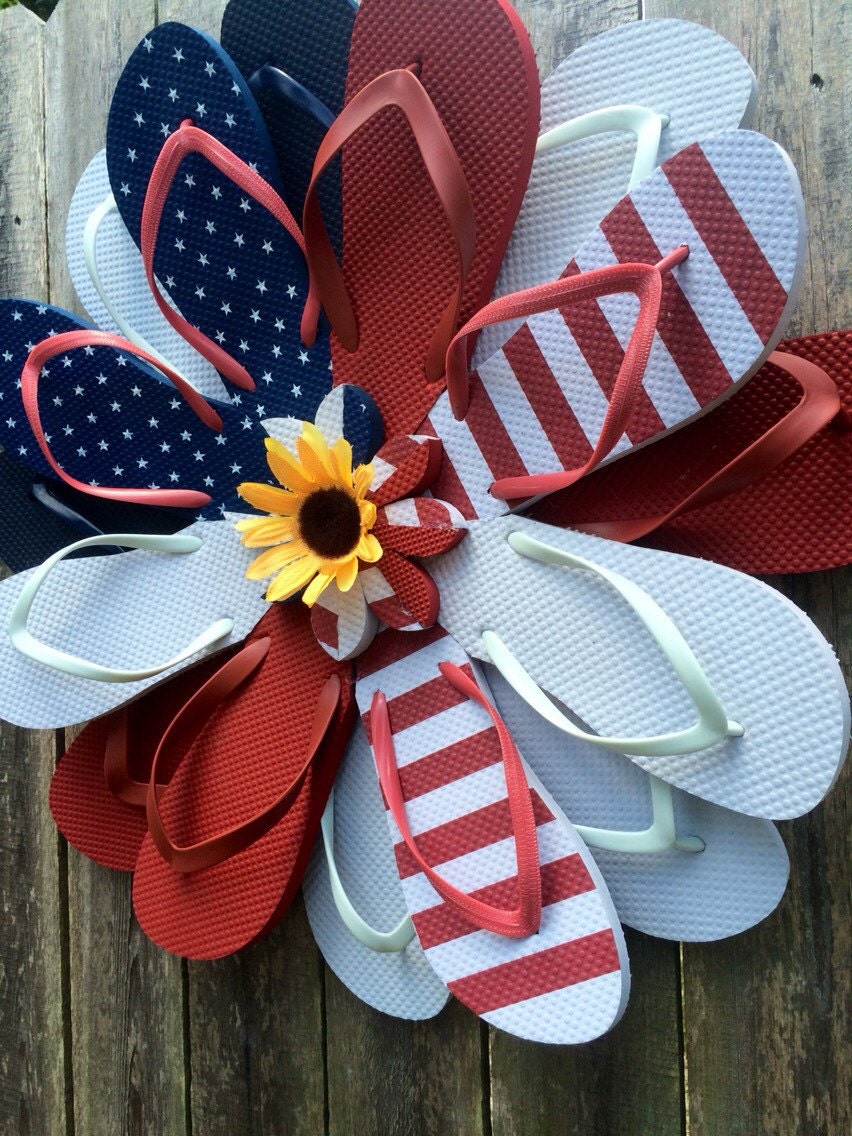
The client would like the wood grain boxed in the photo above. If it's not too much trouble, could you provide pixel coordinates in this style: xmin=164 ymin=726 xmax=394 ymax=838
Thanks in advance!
xmin=0 ymin=9 xmax=65 ymax=1136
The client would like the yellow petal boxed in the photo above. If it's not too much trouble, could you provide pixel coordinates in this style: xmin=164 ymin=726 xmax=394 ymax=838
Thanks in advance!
xmin=331 ymin=436 xmax=353 ymax=483
xmin=264 ymin=437 xmax=317 ymax=494
xmin=335 ymin=556 xmax=360 ymax=592
xmin=246 ymin=543 xmax=314 ymax=580
xmin=302 ymin=571 xmax=335 ymax=606
xmin=237 ymin=516 xmax=299 ymax=548
xmin=353 ymin=462 xmax=374 ymax=498
xmin=296 ymin=428 xmax=336 ymax=484
xmin=237 ymin=480 xmax=301 ymax=515
xmin=356 ymin=532 xmax=383 ymax=563
xmin=358 ymin=498 xmax=377 ymax=530
xmin=266 ymin=558 xmax=319 ymax=603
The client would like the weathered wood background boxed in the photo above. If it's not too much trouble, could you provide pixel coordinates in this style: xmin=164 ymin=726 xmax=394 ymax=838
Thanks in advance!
xmin=0 ymin=0 xmax=848 ymax=1133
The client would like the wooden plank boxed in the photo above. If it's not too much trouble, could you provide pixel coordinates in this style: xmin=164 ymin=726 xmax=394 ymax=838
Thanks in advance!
xmin=41 ymin=2 xmax=188 ymax=1134
xmin=0 ymin=10 xmax=67 ymax=1136
xmin=644 ymin=1 xmax=851 ymax=1132
xmin=185 ymin=899 xmax=327 ymax=1136
xmin=483 ymin=4 xmax=684 ymax=1134
xmin=325 ymin=979 xmax=486 ymax=1136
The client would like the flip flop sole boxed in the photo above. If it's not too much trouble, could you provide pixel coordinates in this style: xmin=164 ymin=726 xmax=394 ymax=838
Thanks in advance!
xmin=331 ymin=0 xmax=540 ymax=436
xmin=430 ymin=514 xmax=850 ymax=820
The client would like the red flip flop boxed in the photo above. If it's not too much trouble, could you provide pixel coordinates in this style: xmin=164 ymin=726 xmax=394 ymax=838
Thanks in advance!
xmin=530 ymin=332 xmax=852 ymax=575
xmin=302 ymin=0 xmax=539 ymax=436
xmin=49 ymin=654 xmax=234 ymax=872
xmin=131 ymin=603 xmax=355 ymax=959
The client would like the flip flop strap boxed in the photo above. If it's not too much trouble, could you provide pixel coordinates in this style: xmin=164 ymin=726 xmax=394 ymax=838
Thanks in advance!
xmin=574 ymin=351 xmax=844 ymax=541
xmin=146 ymin=644 xmax=341 ymax=873
xmin=20 ymin=328 xmax=220 ymax=509
xmin=371 ymin=662 xmax=543 ymax=939
xmin=301 ymin=67 xmax=476 ymax=382
xmin=319 ymin=788 xmax=416 ymax=952
xmin=484 ymin=529 xmax=743 ymax=757
xmin=8 ymin=531 xmax=234 ymax=681
xmin=83 ymin=193 xmax=188 ymax=380
xmin=140 ymin=118 xmax=311 ymax=392
xmin=248 ymin=63 xmax=336 ymax=129
xmin=103 ymin=705 xmax=160 ymax=807
xmin=536 ymin=104 xmax=669 ymax=190
xmin=444 ymin=248 xmax=688 ymax=499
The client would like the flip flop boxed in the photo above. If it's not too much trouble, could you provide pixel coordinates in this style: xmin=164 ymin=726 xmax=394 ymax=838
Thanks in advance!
xmin=428 ymin=516 xmax=849 ymax=821
xmin=302 ymin=719 xmax=450 ymax=1020
xmin=49 ymin=651 xmax=232 ymax=872
xmin=473 ymin=18 xmax=757 ymax=365
xmin=302 ymin=0 xmax=540 ymax=436
xmin=355 ymin=625 xmax=631 ymax=1045
xmin=486 ymin=665 xmax=790 ymax=942
xmin=105 ymin=22 xmax=332 ymax=419
xmin=220 ymin=0 xmax=356 ymax=248
xmin=531 ymin=332 xmax=852 ymax=575
xmin=425 ymin=130 xmax=805 ymax=520
xmin=131 ymin=601 xmax=355 ymax=958
xmin=65 ymin=149 xmax=226 ymax=402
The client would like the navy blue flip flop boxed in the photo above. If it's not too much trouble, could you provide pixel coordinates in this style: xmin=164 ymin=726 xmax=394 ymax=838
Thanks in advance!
xmin=220 ymin=0 xmax=356 ymax=248
xmin=105 ymin=22 xmax=332 ymax=425
xmin=0 ymin=299 xmax=382 ymax=522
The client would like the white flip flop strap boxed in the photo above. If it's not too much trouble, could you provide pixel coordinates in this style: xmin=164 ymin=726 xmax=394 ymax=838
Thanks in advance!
xmin=320 ymin=789 xmax=415 ymax=954
xmin=482 ymin=530 xmax=743 ymax=758
xmin=8 ymin=532 xmax=234 ymax=683
xmin=575 ymin=773 xmax=704 ymax=854
xmin=83 ymin=194 xmax=187 ymax=380
xmin=536 ymin=104 xmax=670 ymax=189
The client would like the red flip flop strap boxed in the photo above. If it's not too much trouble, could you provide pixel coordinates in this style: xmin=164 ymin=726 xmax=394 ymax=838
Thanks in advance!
xmin=103 ymin=707 xmax=153 ymax=807
xmin=140 ymin=119 xmax=309 ymax=392
xmin=301 ymin=67 xmax=476 ymax=380
xmin=444 ymin=248 xmax=688 ymax=501
xmin=577 ymin=351 xmax=845 ymax=542
xmin=370 ymin=663 xmax=542 ymax=939
xmin=21 ymin=328 xmax=220 ymax=509
xmin=146 ymin=640 xmax=342 ymax=874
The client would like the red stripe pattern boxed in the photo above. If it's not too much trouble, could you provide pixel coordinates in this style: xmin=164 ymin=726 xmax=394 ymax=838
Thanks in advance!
xmin=420 ymin=133 xmax=795 ymax=524
xmin=355 ymin=626 xmax=628 ymax=1041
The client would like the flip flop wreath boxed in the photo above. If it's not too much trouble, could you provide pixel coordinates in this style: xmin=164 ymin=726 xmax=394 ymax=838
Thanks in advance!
xmin=0 ymin=0 xmax=848 ymax=1046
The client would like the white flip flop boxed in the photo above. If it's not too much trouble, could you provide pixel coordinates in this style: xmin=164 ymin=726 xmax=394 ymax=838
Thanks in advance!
xmin=0 ymin=519 xmax=267 ymax=728
xmin=473 ymin=18 xmax=757 ymax=364
xmin=65 ymin=150 xmax=227 ymax=402
xmin=486 ymin=665 xmax=791 ymax=941
xmin=303 ymin=719 xmax=450 ymax=1020
xmin=429 ymin=516 xmax=849 ymax=821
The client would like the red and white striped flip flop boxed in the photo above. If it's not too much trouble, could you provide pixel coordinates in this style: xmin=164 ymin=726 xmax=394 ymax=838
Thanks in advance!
xmin=356 ymin=625 xmax=630 ymax=1044
xmin=132 ymin=602 xmax=355 ymax=959
xmin=302 ymin=0 xmax=540 ymax=437
xmin=424 ymin=130 xmax=805 ymax=520
xmin=530 ymin=331 xmax=852 ymax=575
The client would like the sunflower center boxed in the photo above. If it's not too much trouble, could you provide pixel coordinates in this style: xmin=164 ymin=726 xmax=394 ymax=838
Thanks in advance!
xmin=298 ymin=486 xmax=363 ymax=559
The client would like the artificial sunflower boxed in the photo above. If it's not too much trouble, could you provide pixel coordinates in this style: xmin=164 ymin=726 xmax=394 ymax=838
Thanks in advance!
xmin=236 ymin=421 xmax=383 ymax=604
